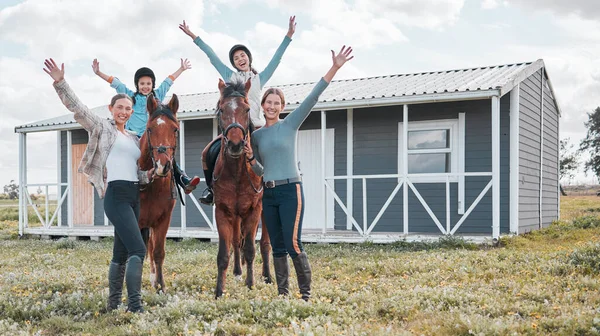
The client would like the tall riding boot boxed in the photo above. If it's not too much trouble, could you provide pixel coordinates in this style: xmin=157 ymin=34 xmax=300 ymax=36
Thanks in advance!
xmin=107 ymin=262 xmax=126 ymax=311
xmin=199 ymin=169 xmax=214 ymax=205
xmin=173 ymin=162 xmax=200 ymax=194
xmin=292 ymin=252 xmax=312 ymax=301
xmin=125 ymin=255 xmax=144 ymax=313
xmin=273 ymin=256 xmax=290 ymax=296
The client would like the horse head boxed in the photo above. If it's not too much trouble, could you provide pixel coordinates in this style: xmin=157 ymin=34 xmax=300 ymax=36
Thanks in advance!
xmin=140 ymin=94 xmax=180 ymax=177
xmin=217 ymin=78 xmax=252 ymax=159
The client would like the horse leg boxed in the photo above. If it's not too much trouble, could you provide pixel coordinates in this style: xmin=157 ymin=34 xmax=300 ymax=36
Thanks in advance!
xmin=215 ymin=210 xmax=232 ymax=299
xmin=147 ymin=229 xmax=157 ymax=288
xmin=153 ymin=224 xmax=168 ymax=293
xmin=232 ymin=217 xmax=243 ymax=281
xmin=242 ymin=212 xmax=260 ymax=290
xmin=260 ymin=212 xmax=272 ymax=284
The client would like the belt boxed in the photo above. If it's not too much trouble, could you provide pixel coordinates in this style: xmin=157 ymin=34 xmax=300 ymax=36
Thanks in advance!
xmin=264 ymin=177 xmax=301 ymax=189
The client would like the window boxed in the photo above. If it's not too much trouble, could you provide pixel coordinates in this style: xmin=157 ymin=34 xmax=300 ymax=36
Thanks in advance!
xmin=398 ymin=115 xmax=466 ymax=214
xmin=398 ymin=117 xmax=464 ymax=183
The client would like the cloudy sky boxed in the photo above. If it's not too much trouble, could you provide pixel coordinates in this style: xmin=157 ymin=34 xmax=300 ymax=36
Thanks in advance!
xmin=1 ymin=0 xmax=599 ymax=190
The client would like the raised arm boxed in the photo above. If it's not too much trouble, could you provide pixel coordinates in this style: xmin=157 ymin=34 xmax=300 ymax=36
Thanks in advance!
xmin=169 ymin=58 xmax=192 ymax=81
xmin=154 ymin=58 xmax=191 ymax=100
xmin=283 ymin=45 xmax=354 ymax=129
xmin=179 ymin=20 xmax=234 ymax=80
xmin=258 ymin=16 xmax=296 ymax=87
xmin=92 ymin=58 xmax=111 ymax=82
xmin=92 ymin=59 xmax=135 ymax=96
xmin=44 ymin=58 xmax=103 ymax=132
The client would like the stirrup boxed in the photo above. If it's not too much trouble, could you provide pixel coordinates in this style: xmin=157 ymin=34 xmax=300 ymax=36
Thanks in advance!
xmin=199 ymin=187 xmax=214 ymax=205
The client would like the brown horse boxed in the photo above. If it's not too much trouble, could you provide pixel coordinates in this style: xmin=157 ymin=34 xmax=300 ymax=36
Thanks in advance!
xmin=138 ymin=94 xmax=180 ymax=293
xmin=212 ymin=78 xmax=271 ymax=298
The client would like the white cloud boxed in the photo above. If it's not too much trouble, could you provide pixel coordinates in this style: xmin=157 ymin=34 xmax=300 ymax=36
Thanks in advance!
xmin=481 ymin=0 xmax=508 ymax=10
xmin=356 ymin=0 xmax=465 ymax=30
xmin=506 ymin=0 xmax=600 ymax=20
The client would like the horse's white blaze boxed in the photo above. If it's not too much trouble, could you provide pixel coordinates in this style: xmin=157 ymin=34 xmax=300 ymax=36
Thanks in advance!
xmin=156 ymin=117 xmax=166 ymax=126
xmin=228 ymin=100 xmax=238 ymax=123
xmin=150 ymin=273 xmax=156 ymax=287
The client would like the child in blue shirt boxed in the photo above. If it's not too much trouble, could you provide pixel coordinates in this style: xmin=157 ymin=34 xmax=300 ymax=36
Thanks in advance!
xmin=92 ymin=59 xmax=200 ymax=193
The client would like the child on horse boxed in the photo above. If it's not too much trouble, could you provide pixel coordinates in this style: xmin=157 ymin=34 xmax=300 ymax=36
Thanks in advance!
xmin=44 ymin=58 xmax=156 ymax=313
xmin=92 ymin=58 xmax=200 ymax=194
xmin=245 ymin=46 xmax=354 ymax=301
xmin=179 ymin=16 xmax=296 ymax=205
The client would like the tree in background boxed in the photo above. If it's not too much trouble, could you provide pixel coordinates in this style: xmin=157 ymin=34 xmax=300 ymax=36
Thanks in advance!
xmin=3 ymin=180 xmax=19 ymax=200
xmin=581 ymin=107 xmax=600 ymax=182
xmin=560 ymin=138 xmax=580 ymax=196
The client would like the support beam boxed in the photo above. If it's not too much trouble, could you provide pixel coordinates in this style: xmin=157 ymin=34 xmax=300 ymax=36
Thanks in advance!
xmin=179 ymin=120 xmax=187 ymax=232
xmin=23 ymin=133 xmax=28 ymax=230
xmin=346 ymin=108 xmax=353 ymax=230
xmin=18 ymin=133 xmax=24 ymax=236
xmin=402 ymin=105 xmax=409 ymax=235
xmin=458 ymin=112 xmax=466 ymax=214
xmin=321 ymin=110 xmax=327 ymax=235
xmin=538 ymin=70 xmax=545 ymax=230
xmin=67 ymin=130 xmax=73 ymax=228
xmin=491 ymin=96 xmax=500 ymax=239
xmin=57 ymin=132 xmax=62 ymax=227
xmin=509 ymin=84 xmax=520 ymax=234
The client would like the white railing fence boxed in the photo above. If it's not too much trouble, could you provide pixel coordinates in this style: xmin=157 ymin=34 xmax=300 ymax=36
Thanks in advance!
xmin=324 ymin=172 xmax=493 ymax=236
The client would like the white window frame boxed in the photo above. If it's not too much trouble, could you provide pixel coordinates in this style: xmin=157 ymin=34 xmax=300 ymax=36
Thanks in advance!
xmin=398 ymin=119 xmax=462 ymax=183
xmin=398 ymin=116 xmax=466 ymax=214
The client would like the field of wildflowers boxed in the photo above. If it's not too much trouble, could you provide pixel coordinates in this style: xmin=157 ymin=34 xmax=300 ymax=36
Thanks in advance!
xmin=1 ymin=196 xmax=600 ymax=335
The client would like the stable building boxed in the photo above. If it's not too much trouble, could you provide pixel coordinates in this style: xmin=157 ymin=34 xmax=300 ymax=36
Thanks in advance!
xmin=15 ymin=59 xmax=560 ymax=242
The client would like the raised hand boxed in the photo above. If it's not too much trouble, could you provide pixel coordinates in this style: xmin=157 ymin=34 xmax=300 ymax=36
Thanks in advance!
xmin=180 ymin=58 xmax=192 ymax=71
xmin=92 ymin=58 xmax=101 ymax=75
xmin=178 ymin=20 xmax=197 ymax=39
xmin=331 ymin=45 xmax=354 ymax=69
xmin=286 ymin=15 xmax=296 ymax=38
xmin=43 ymin=58 xmax=65 ymax=82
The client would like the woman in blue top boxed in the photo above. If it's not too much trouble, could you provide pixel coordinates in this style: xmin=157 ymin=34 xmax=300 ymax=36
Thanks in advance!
xmin=179 ymin=16 xmax=296 ymax=204
xmin=246 ymin=46 xmax=354 ymax=301
xmin=92 ymin=59 xmax=200 ymax=194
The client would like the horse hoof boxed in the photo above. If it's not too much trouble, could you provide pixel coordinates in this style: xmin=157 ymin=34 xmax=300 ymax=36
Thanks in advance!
xmin=264 ymin=276 xmax=273 ymax=284
xmin=235 ymin=275 xmax=243 ymax=282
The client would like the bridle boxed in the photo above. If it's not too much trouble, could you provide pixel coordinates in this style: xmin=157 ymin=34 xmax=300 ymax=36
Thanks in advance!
xmin=145 ymin=125 xmax=179 ymax=177
xmin=217 ymin=93 xmax=250 ymax=147
xmin=214 ymin=94 xmax=263 ymax=193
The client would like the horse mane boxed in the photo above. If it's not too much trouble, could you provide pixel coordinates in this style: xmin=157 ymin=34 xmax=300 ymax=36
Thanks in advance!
xmin=222 ymin=79 xmax=248 ymax=99
xmin=149 ymin=104 xmax=177 ymax=123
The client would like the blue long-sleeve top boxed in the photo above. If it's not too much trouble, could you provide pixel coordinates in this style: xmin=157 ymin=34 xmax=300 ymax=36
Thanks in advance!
xmin=193 ymin=35 xmax=291 ymax=127
xmin=109 ymin=76 xmax=174 ymax=136
xmin=251 ymin=78 xmax=329 ymax=181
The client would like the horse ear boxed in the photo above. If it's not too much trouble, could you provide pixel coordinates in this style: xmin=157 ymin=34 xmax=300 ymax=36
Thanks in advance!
xmin=168 ymin=94 xmax=179 ymax=115
xmin=244 ymin=78 xmax=251 ymax=97
xmin=218 ymin=78 xmax=226 ymax=93
xmin=147 ymin=94 xmax=158 ymax=114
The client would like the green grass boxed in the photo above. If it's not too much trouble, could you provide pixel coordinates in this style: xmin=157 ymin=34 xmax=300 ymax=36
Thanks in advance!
xmin=1 ymin=196 xmax=600 ymax=335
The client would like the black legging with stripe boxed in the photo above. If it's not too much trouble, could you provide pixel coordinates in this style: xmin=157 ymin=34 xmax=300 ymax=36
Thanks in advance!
xmin=262 ymin=182 xmax=305 ymax=258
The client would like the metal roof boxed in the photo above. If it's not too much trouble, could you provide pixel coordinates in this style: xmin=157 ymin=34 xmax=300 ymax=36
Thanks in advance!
xmin=16 ymin=59 xmax=556 ymax=133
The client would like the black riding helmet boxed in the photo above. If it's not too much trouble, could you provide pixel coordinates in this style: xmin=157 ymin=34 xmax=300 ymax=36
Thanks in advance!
xmin=229 ymin=44 xmax=252 ymax=70
xmin=134 ymin=67 xmax=156 ymax=91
